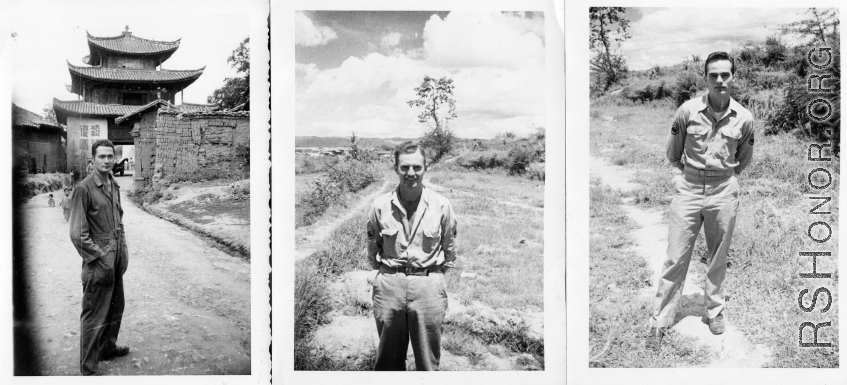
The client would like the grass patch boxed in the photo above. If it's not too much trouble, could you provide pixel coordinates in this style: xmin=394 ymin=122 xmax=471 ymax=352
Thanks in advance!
xmin=589 ymin=180 xmax=712 ymax=367
xmin=167 ymin=194 xmax=250 ymax=224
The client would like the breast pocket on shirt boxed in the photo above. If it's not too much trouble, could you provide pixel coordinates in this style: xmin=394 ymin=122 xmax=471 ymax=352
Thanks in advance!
xmin=422 ymin=226 xmax=441 ymax=253
xmin=380 ymin=229 xmax=400 ymax=258
xmin=719 ymin=125 xmax=742 ymax=160
xmin=685 ymin=124 xmax=710 ymax=154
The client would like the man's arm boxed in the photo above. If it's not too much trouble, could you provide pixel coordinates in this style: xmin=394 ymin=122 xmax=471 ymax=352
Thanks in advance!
xmin=666 ymin=105 xmax=688 ymax=171
xmin=69 ymin=186 xmax=104 ymax=263
xmin=440 ymin=201 xmax=458 ymax=272
xmin=735 ymin=118 xmax=755 ymax=175
xmin=366 ymin=206 xmax=383 ymax=269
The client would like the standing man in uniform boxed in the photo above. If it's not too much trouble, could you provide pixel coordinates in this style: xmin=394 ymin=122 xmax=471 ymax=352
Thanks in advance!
xmin=70 ymin=139 xmax=131 ymax=375
xmin=646 ymin=52 xmax=755 ymax=351
xmin=366 ymin=141 xmax=458 ymax=370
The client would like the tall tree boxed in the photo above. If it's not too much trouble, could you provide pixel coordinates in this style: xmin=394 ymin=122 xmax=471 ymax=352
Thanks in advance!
xmin=42 ymin=103 xmax=58 ymax=124
xmin=779 ymin=8 xmax=840 ymax=46
xmin=589 ymin=7 xmax=632 ymax=91
xmin=208 ymin=37 xmax=250 ymax=110
xmin=407 ymin=76 xmax=457 ymax=163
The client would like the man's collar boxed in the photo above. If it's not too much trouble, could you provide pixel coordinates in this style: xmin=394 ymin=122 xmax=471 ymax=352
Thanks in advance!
xmin=697 ymin=94 xmax=739 ymax=114
xmin=391 ymin=184 xmax=430 ymax=212
xmin=91 ymin=171 xmax=114 ymax=188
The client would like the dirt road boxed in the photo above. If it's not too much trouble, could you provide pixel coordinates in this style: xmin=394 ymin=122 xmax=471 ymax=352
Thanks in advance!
xmin=590 ymin=155 xmax=772 ymax=367
xmin=19 ymin=175 xmax=251 ymax=376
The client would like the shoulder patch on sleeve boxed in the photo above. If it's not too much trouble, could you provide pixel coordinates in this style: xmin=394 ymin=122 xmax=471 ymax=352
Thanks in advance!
xmin=671 ymin=123 xmax=680 ymax=135
xmin=367 ymin=221 xmax=375 ymax=240
xmin=748 ymin=131 xmax=754 ymax=145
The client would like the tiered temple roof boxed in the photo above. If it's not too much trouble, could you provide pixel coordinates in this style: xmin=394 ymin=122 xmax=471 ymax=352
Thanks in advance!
xmin=84 ymin=28 xmax=180 ymax=65
xmin=53 ymin=98 xmax=142 ymax=120
xmin=67 ymin=62 xmax=204 ymax=86
xmin=57 ymin=26 xmax=204 ymax=120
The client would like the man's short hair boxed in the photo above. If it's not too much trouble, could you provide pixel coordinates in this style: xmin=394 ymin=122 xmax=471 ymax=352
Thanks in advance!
xmin=91 ymin=139 xmax=116 ymax=157
xmin=703 ymin=51 xmax=736 ymax=76
xmin=394 ymin=141 xmax=427 ymax=169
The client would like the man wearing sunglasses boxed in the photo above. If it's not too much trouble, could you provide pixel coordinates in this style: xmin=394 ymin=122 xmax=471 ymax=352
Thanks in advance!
xmin=646 ymin=52 xmax=755 ymax=351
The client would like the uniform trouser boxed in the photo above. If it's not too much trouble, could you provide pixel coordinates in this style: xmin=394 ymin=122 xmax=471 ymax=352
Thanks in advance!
xmin=372 ymin=268 xmax=448 ymax=371
xmin=80 ymin=239 xmax=127 ymax=375
xmin=651 ymin=173 xmax=739 ymax=328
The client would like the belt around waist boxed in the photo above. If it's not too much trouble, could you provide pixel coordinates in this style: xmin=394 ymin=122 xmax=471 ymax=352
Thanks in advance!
xmin=90 ymin=229 xmax=124 ymax=240
xmin=379 ymin=265 xmax=442 ymax=276
xmin=683 ymin=167 xmax=734 ymax=178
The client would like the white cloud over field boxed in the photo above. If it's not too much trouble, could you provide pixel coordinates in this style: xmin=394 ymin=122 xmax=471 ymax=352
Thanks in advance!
xmin=296 ymin=12 xmax=546 ymax=139
xmin=622 ymin=8 xmax=810 ymax=70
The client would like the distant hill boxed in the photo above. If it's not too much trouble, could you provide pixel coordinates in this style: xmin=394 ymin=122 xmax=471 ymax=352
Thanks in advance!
xmin=295 ymin=136 xmax=418 ymax=148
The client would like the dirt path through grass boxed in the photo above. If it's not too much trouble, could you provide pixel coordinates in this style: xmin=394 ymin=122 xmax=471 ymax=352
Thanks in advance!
xmin=295 ymin=178 xmax=391 ymax=260
xmin=590 ymin=155 xmax=772 ymax=367
xmin=20 ymin=175 xmax=251 ymax=375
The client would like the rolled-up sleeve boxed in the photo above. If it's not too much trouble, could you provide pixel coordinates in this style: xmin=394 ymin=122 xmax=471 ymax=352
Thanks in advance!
xmin=666 ymin=106 xmax=688 ymax=171
xmin=735 ymin=118 xmax=755 ymax=175
xmin=440 ymin=201 xmax=457 ymax=271
xmin=69 ymin=186 xmax=103 ymax=263
xmin=366 ymin=205 xmax=383 ymax=269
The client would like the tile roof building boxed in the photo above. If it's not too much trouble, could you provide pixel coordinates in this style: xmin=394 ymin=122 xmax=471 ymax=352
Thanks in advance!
xmin=53 ymin=26 xmax=206 ymax=177
xmin=12 ymin=104 xmax=67 ymax=173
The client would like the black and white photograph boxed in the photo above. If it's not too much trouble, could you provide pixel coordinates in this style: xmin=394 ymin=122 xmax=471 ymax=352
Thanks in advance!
xmin=277 ymin=0 xmax=565 ymax=381
xmin=1 ymin=0 xmax=270 ymax=382
xmin=568 ymin=1 xmax=843 ymax=383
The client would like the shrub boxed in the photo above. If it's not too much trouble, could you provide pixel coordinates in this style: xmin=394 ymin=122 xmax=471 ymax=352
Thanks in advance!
xmin=507 ymin=143 xmax=536 ymax=175
xmin=15 ymin=173 xmax=67 ymax=202
xmin=295 ymin=158 xmax=383 ymax=228
xmin=527 ymin=162 xmax=545 ymax=181
xmin=455 ymin=150 xmax=510 ymax=170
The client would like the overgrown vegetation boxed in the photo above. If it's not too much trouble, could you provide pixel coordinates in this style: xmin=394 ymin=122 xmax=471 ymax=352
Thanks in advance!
xmin=451 ymin=128 xmax=546 ymax=180
xmin=295 ymin=158 xmax=383 ymax=228
xmin=15 ymin=173 xmax=67 ymax=202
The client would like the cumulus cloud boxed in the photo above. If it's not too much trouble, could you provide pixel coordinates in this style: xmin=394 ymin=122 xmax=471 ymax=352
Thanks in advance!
xmin=296 ymin=12 xmax=546 ymax=138
xmin=295 ymin=11 xmax=338 ymax=47
xmin=422 ymin=12 xmax=544 ymax=69
xmin=622 ymin=8 xmax=809 ymax=70
xmin=380 ymin=32 xmax=403 ymax=49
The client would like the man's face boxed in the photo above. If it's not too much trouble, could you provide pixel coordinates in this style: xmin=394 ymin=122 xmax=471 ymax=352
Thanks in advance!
xmin=396 ymin=151 xmax=426 ymax=189
xmin=93 ymin=146 xmax=115 ymax=174
xmin=705 ymin=59 xmax=734 ymax=100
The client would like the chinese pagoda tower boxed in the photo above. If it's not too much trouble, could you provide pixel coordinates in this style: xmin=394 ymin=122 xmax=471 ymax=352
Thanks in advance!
xmin=53 ymin=26 xmax=204 ymax=175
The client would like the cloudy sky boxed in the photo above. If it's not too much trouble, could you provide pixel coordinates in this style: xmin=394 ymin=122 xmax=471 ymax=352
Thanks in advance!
xmin=7 ymin=0 xmax=249 ymax=115
xmin=295 ymin=11 xmax=546 ymax=139
xmin=616 ymin=8 xmax=819 ymax=71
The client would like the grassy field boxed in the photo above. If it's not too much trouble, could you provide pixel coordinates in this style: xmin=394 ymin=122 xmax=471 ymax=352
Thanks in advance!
xmin=294 ymin=158 xmax=545 ymax=370
xmin=589 ymin=100 xmax=840 ymax=368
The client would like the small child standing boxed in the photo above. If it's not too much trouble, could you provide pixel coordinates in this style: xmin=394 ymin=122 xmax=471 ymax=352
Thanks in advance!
xmin=48 ymin=194 xmax=55 ymax=208
xmin=60 ymin=189 xmax=72 ymax=221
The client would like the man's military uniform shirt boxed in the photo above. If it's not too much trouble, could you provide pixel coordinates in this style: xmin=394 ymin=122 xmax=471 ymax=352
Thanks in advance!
xmin=367 ymin=186 xmax=457 ymax=270
xmin=69 ymin=172 xmax=126 ymax=264
xmin=667 ymin=95 xmax=755 ymax=174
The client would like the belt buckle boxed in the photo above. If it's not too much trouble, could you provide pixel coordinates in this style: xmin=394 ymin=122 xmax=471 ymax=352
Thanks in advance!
xmin=404 ymin=267 xmax=414 ymax=275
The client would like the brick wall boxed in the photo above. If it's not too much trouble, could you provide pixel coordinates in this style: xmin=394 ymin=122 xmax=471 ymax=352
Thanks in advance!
xmin=133 ymin=108 xmax=249 ymax=184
